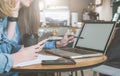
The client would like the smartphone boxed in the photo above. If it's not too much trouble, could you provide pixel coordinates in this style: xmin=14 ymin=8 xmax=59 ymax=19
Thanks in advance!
xmin=41 ymin=60 xmax=76 ymax=65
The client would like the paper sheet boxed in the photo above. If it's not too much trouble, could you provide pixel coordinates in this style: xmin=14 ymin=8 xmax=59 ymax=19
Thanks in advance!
xmin=14 ymin=54 xmax=60 ymax=67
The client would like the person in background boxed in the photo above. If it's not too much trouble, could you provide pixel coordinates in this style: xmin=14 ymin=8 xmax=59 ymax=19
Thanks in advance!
xmin=0 ymin=0 xmax=74 ymax=76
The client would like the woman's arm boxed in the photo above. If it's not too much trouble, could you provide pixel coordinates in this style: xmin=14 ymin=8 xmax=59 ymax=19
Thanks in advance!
xmin=0 ymin=43 xmax=44 ymax=73
xmin=6 ymin=0 xmax=20 ymax=40
xmin=7 ymin=20 xmax=17 ymax=40
xmin=11 ymin=45 xmax=41 ymax=65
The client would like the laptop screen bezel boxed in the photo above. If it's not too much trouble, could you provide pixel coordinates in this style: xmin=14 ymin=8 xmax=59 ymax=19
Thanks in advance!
xmin=74 ymin=21 xmax=116 ymax=53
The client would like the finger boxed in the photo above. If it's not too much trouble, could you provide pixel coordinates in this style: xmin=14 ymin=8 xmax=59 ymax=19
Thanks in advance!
xmin=34 ymin=53 xmax=39 ymax=57
xmin=63 ymin=33 xmax=68 ymax=38
xmin=32 ymin=41 xmax=45 ymax=50
xmin=68 ymin=36 xmax=74 ymax=40
xmin=39 ymin=47 xmax=43 ymax=51
xmin=16 ymin=0 xmax=20 ymax=8
xmin=38 ymin=44 xmax=44 ymax=51
xmin=33 ymin=56 xmax=38 ymax=60
xmin=38 ymin=39 xmax=48 ymax=45
xmin=31 ymin=44 xmax=40 ymax=49
xmin=68 ymin=39 xmax=74 ymax=43
xmin=35 ymin=48 xmax=40 ymax=53
xmin=68 ymin=38 xmax=74 ymax=43
xmin=39 ymin=43 xmax=45 ymax=47
xmin=12 ymin=0 xmax=20 ymax=10
xmin=61 ymin=37 xmax=71 ymax=44
xmin=63 ymin=43 xmax=68 ymax=47
xmin=62 ymin=34 xmax=68 ymax=41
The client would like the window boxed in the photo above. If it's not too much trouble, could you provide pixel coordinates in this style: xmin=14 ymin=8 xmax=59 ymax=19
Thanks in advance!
xmin=39 ymin=0 xmax=70 ymax=26
xmin=95 ymin=0 xmax=103 ymax=6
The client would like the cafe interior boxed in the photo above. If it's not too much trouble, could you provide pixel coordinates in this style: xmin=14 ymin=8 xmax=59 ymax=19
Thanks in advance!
xmin=5 ymin=0 xmax=120 ymax=76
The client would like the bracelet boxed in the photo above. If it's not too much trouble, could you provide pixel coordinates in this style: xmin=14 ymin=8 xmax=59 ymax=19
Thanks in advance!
xmin=7 ymin=17 xmax=18 ymax=22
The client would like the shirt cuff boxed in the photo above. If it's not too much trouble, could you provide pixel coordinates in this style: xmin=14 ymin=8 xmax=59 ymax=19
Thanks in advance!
xmin=4 ymin=54 xmax=14 ymax=72
xmin=44 ymin=41 xmax=56 ymax=49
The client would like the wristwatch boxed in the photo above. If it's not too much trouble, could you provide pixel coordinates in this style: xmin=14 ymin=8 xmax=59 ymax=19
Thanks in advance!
xmin=7 ymin=17 xmax=18 ymax=22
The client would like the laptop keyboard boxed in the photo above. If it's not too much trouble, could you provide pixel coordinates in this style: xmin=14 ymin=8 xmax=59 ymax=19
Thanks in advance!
xmin=60 ymin=48 xmax=97 ymax=54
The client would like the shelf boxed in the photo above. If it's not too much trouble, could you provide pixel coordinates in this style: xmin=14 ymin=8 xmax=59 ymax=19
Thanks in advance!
xmin=112 ymin=0 xmax=120 ymax=27
xmin=113 ymin=0 xmax=120 ymax=3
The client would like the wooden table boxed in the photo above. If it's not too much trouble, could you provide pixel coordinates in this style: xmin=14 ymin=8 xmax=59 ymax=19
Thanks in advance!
xmin=12 ymin=55 xmax=107 ymax=75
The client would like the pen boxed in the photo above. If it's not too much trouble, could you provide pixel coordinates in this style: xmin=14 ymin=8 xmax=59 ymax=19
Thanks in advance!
xmin=74 ymin=36 xmax=84 ymax=39
xmin=59 ymin=35 xmax=84 ymax=39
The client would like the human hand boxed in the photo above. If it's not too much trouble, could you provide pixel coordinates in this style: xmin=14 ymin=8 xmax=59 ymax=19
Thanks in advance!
xmin=12 ymin=44 xmax=40 ymax=65
xmin=11 ymin=0 xmax=20 ymax=17
xmin=56 ymin=33 xmax=74 ymax=48
xmin=37 ymin=39 xmax=48 ymax=52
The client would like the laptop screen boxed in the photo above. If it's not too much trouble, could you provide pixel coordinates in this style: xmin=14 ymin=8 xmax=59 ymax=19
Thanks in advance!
xmin=76 ymin=22 xmax=115 ymax=52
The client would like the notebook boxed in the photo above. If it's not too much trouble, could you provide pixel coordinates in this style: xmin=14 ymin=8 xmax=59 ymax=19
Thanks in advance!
xmin=45 ymin=22 xmax=116 ymax=59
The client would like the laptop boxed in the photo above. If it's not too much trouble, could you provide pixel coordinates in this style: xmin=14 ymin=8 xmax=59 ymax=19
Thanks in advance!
xmin=45 ymin=22 xmax=116 ymax=59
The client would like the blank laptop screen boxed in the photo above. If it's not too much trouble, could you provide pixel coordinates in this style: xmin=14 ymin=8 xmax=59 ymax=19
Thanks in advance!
xmin=76 ymin=22 xmax=115 ymax=51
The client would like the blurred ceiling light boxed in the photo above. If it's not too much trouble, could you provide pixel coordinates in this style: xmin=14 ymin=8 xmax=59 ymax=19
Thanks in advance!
xmin=45 ymin=0 xmax=57 ymax=5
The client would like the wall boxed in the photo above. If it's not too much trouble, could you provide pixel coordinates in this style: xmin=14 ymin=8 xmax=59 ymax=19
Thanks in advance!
xmin=45 ymin=0 xmax=69 ymax=8
xmin=70 ymin=0 xmax=94 ymax=21
xmin=45 ymin=0 xmax=94 ymax=22
xmin=95 ymin=0 xmax=112 ymax=21
xmin=44 ymin=0 xmax=112 ymax=22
